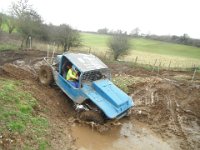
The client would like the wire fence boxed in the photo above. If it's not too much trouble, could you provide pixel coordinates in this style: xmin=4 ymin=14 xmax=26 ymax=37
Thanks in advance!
xmin=83 ymin=50 xmax=200 ymax=82
xmin=71 ymin=47 xmax=200 ymax=71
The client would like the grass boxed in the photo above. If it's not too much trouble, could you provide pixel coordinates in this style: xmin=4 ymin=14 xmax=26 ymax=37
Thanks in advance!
xmin=1 ymin=22 xmax=9 ymax=32
xmin=81 ymin=32 xmax=200 ymax=59
xmin=132 ymin=38 xmax=200 ymax=59
xmin=0 ymin=43 xmax=19 ymax=51
xmin=112 ymin=75 xmax=134 ymax=93
xmin=80 ymin=32 xmax=200 ymax=68
xmin=112 ymin=74 xmax=144 ymax=93
xmin=0 ymin=78 xmax=49 ymax=150
xmin=81 ymin=32 xmax=110 ymax=49
xmin=0 ymin=29 xmax=20 ymax=51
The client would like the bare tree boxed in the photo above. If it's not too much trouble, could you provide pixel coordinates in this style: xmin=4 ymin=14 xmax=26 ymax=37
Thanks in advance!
xmin=9 ymin=0 xmax=31 ymax=18
xmin=56 ymin=24 xmax=81 ymax=52
xmin=130 ymin=27 xmax=140 ymax=37
xmin=9 ymin=0 xmax=43 ymax=47
xmin=108 ymin=31 xmax=131 ymax=60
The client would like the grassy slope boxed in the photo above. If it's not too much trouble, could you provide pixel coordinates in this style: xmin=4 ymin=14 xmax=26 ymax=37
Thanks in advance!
xmin=132 ymin=38 xmax=200 ymax=59
xmin=81 ymin=32 xmax=110 ymax=49
xmin=0 ymin=78 xmax=49 ymax=150
xmin=81 ymin=32 xmax=200 ymax=59
xmin=80 ymin=32 xmax=200 ymax=68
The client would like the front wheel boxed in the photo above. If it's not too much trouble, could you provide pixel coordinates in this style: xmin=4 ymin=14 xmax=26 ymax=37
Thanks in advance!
xmin=80 ymin=111 xmax=105 ymax=124
xmin=39 ymin=65 xmax=54 ymax=85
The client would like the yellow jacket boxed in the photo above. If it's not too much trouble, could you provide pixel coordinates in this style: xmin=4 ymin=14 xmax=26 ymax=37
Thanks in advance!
xmin=66 ymin=68 xmax=78 ymax=81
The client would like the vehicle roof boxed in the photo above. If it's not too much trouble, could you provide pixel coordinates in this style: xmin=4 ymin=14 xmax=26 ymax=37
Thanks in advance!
xmin=64 ymin=52 xmax=108 ymax=72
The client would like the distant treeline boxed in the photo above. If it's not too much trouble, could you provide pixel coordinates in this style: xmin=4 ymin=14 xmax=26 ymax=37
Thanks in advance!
xmin=145 ymin=34 xmax=200 ymax=48
xmin=97 ymin=28 xmax=200 ymax=48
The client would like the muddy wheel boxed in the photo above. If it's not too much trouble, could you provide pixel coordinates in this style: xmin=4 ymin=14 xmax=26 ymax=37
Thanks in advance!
xmin=39 ymin=65 xmax=54 ymax=85
xmin=80 ymin=111 xmax=104 ymax=124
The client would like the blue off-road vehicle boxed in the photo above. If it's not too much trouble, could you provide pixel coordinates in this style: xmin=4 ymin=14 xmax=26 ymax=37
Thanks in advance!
xmin=39 ymin=52 xmax=134 ymax=123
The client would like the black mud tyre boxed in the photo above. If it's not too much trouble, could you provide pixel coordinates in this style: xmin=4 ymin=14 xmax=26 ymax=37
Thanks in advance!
xmin=39 ymin=65 xmax=54 ymax=85
xmin=80 ymin=111 xmax=104 ymax=124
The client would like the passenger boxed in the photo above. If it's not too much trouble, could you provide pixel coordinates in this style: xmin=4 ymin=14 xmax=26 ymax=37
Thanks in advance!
xmin=66 ymin=65 xmax=79 ymax=88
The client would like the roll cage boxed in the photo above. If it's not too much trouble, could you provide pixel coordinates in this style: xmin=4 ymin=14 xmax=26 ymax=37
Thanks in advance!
xmin=60 ymin=55 xmax=111 ymax=88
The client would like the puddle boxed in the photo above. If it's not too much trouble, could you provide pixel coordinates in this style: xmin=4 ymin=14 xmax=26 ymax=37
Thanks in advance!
xmin=71 ymin=120 xmax=173 ymax=150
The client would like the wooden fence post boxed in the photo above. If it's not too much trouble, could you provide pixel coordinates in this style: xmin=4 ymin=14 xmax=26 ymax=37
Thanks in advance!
xmin=135 ymin=56 xmax=138 ymax=64
xmin=29 ymin=36 xmax=32 ymax=49
xmin=168 ymin=60 xmax=171 ymax=70
xmin=151 ymin=59 xmax=157 ymax=72
xmin=104 ymin=52 xmax=107 ymax=60
xmin=88 ymin=47 xmax=91 ymax=54
xmin=158 ymin=62 xmax=161 ymax=73
xmin=51 ymin=42 xmax=56 ymax=64
xmin=191 ymin=64 xmax=197 ymax=82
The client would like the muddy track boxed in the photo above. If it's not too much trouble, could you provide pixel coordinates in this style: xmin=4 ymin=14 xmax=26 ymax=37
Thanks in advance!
xmin=168 ymin=95 xmax=192 ymax=149
xmin=0 ymin=49 xmax=200 ymax=150
xmin=130 ymin=78 xmax=200 ymax=150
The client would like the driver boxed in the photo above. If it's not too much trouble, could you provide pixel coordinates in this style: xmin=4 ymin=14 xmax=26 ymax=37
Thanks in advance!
xmin=66 ymin=65 xmax=79 ymax=88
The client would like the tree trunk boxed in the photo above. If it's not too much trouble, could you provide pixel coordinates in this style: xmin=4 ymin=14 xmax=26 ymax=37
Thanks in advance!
xmin=114 ymin=54 xmax=119 ymax=61
xmin=26 ymin=36 xmax=30 ymax=47
xmin=64 ymin=44 xmax=67 ymax=52
xmin=21 ymin=38 xmax=25 ymax=48
xmin=8 ymin=27 xmax=15 ymax=34
xmin=67 ymin=45 xmax=70 ymax=51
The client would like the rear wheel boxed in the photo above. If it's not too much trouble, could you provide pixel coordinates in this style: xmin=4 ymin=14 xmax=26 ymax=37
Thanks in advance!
xmin=39 ymin=65 xmax=54 ymax=85
xmin=80 ymin=111 xmax=104 ymax=124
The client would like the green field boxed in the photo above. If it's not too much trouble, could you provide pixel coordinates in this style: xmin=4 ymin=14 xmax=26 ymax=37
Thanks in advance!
xmin=0 ymin=78 xmax=49 ymax=149
xmin=80 ymin=32 xmax=200 ymax=68
xmin=81 ymin=32 xmax=110 ymax=49
xmin=132 ymin=38 xmax=200 ymax=59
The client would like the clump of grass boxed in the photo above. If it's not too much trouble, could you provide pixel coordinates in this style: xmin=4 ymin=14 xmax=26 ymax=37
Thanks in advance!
xmin=0 ymin=78 xmax=49 ymax=149
xmin=0 ymin=43 xmax=19 ymax=51
xmin=112 ymin=74 xmax=147 ymax=93
xmin=112 ymin=74 xmax=142 ymax=93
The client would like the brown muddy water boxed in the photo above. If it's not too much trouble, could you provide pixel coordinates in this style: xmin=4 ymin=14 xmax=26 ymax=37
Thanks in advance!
xmin=71 ymin=120 xmax=173 ymax=150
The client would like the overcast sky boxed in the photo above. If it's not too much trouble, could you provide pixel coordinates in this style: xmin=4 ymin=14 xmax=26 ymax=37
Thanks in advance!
xmin=1 ymin=0 xmax=200 ymax=39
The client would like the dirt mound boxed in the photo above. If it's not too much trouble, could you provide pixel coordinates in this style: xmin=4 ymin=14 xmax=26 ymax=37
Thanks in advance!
xmin=108 ymin=62 xmax=153 ymax=77
xmin=129 ymin=77 xmax=200 ymax=149
xmin=2 ymin=63 xmax=37 ymax=80
xmin=0 ymin=49 xmax=48 ymax=65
